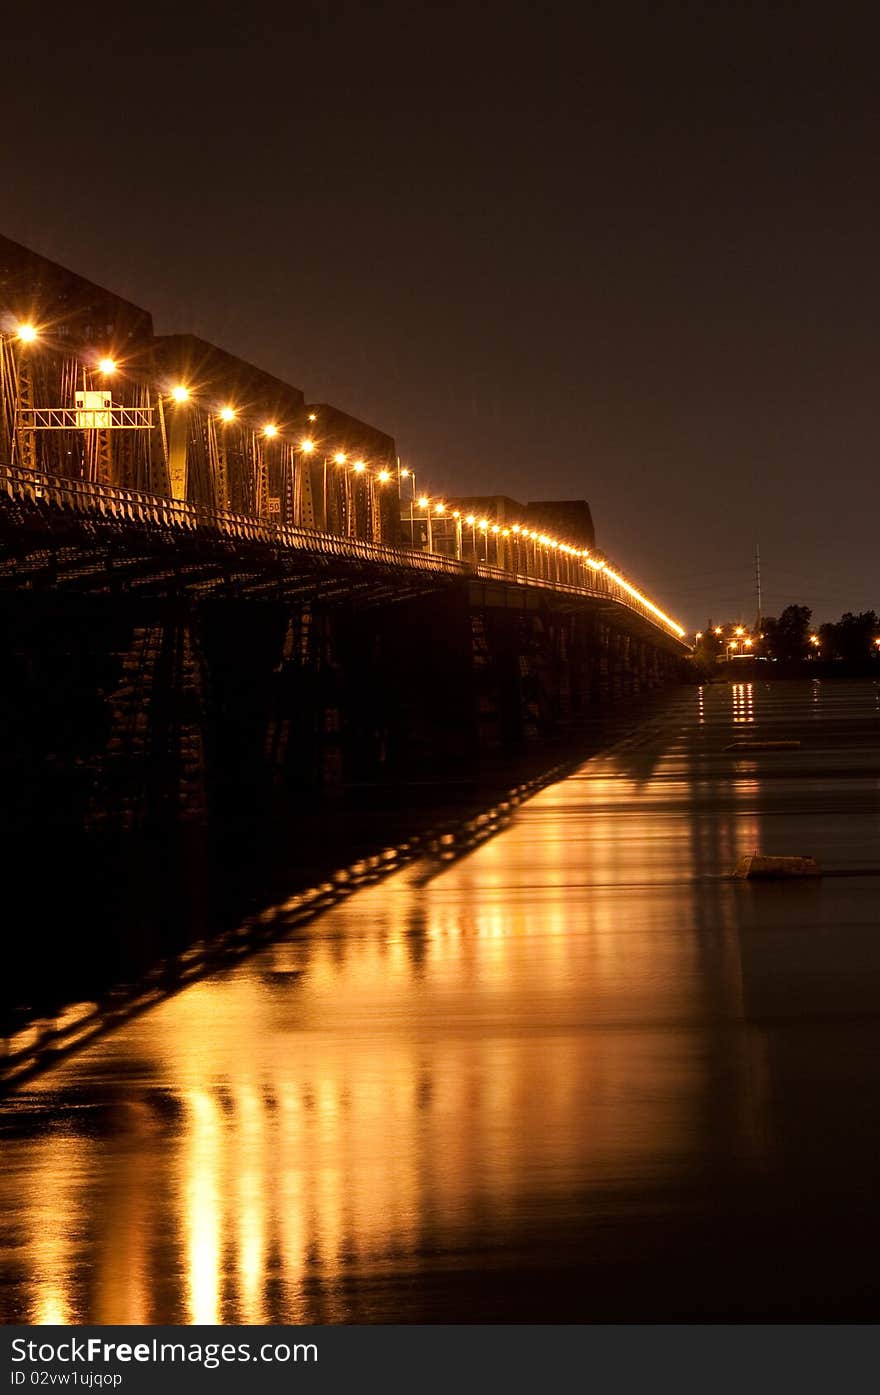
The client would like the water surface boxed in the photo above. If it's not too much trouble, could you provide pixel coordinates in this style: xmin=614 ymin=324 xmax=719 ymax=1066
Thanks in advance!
xmin=2 ymin=680 xmax=879 ymax=1322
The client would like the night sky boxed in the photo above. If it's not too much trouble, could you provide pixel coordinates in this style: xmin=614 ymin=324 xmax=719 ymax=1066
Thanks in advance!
xmin=3 ymin=2 xmax=878 ymax=629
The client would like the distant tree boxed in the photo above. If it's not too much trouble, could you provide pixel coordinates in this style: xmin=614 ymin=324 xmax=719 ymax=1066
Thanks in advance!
xmin=763 ymin=604 xmax=812 ymax=660
xmin=692 ymin=629 xmax=721 ymax=677
xmin=827 ymin=610 xmax=880 ymax=662
xmin=818 ymin=621 xmax=839 ymax=657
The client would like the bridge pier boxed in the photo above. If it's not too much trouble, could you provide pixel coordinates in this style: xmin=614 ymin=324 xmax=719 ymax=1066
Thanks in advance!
xmin=0 ymin=580 xmax=684 ymax=840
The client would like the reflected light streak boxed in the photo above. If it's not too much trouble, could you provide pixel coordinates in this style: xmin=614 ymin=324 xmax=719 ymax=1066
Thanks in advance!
xmin=0 ymin=683 xmax=796 ymax=1323
xmin=184 ymin=1089 xmax=223 ymax=1325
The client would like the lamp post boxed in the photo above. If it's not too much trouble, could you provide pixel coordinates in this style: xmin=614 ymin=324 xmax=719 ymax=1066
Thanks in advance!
xmin=207 ymin=404 xmax=238 ymax=513
xmin=452 ymin=510 xmax=463 ymax=560
xmin=3 ymin=324 xmax=40 ymax=475
xmin=350 ymin=460 xmax=367 ymax=539
xmin=465 ymin=514 xmax=477 ymax=562
xmin=376 ymin=467 xmax=392 ymax=543
xmin=417 ymin=495 xmax=432 ymax=551
xmin=399 ymin=465 xmax=416 ymax=547
xmin=325 ymin=451 xmax=348 ymax=535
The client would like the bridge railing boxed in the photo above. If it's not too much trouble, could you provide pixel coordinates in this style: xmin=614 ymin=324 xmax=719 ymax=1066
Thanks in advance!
xmin=0 ymin=461 xmax=686 ymax=642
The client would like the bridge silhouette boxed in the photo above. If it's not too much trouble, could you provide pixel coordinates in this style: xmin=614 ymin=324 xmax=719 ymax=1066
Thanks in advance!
xmin=1 ymin=234 xmax=688 ymax=848
xmin=1 ymin=236 xmax=693 ymax=1068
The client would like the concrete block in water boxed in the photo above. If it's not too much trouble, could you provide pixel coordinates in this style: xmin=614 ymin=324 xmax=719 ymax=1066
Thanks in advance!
xmin=733 ymin=852 xmax=821 ymax=879
xmin=724 ymin=739 xmax=801 ymax=751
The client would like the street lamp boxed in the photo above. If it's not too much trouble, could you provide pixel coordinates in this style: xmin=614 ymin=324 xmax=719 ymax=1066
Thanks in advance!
xmin=465 ymin=514 xmax=477 ymax=562
xmin=477 ymin=518 xmax=489 ymax=565
xmin=417 ymin=495 xmax=433 ymax=551
xmin=398 ymin=465 xmax=417 ymax=547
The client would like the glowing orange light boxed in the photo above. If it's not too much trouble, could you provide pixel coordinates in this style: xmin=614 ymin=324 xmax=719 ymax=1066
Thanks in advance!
xmin=465 ymin=514 xmax=475 ymax=525
xmin=695 ymin=631 xmax=703 ymax=640
xmin=378 ymin=469 xmax=391 ymax=482
xmin=308 ymin=412 xmax=317 ymax=422
xmin=735 ymin=626 xmax=744 ymax=636
xmin=353 ymin=460 xmax=366 ymax=472
xmin=714 ymin=626 xmax=723 ymax=635
xmin=263 ymin=423 xmax=278 ymax=437
xmin=299 ymin=438 xmax=315 ymax=453
xmin=16 ymin=323 xmax=37 ymax=343
xmin=98 ymin=357 xmax=117 ymax=374
xmin=171 ymin=385 xmax=189 ymax=403
xmin=478 ymin=519 xmax=489 ymax=530
xmin=418 ymin=496 xmax=429 ymax=507
xmin=400 ymin=467 xmax=410 ymax=478
xmin=600 ymin=563 xmax=683 ymax=635
xmin=219 ymin=406 xmax=236 ymax=422
xmin=334 ymin=452 xmax=347 ymax=464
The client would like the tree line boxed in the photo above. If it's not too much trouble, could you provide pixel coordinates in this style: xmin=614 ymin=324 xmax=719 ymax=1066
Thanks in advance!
xmin=694 ymin=605 xmax=880 ymax=665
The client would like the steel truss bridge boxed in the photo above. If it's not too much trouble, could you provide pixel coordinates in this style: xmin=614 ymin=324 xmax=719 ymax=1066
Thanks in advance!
xmin=0 ymin=458 xmax=682 ymax=645
xmin=0 ymin=249 xmax=685 ymax=649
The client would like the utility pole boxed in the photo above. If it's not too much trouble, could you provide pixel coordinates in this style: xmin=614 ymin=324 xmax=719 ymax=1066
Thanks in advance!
xmin=755 ymin=544 xmax=762 ymax=632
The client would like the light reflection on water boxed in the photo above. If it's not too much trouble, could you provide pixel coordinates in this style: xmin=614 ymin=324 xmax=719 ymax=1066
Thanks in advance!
xmin=2 ymin=680 xmax=879 ymax=1323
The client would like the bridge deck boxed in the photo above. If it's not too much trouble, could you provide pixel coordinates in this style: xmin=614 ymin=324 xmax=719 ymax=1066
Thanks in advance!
xmin=0 ymin=463 xmax=688 ymax=648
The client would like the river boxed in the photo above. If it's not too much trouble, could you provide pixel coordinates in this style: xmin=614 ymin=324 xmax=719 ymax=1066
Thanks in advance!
xmin=2 ymin=678 xmax=879 ymax=1322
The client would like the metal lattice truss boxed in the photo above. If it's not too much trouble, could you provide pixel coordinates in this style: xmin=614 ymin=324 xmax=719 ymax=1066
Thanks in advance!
xmin=0 ymin=332 xmax=687 ymax=643
xmin=0 ymin=461 xmax=690 ymax=650
xmin=16 ymin=405 xmax=154 ymax=430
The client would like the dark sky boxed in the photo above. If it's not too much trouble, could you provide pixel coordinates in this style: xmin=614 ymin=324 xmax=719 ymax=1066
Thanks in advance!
xmin=4 ymin=1 xmax=878 ymax=629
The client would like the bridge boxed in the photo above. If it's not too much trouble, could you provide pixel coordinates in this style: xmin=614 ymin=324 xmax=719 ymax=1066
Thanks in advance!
xmin=1 ymin=236 xmax=688 ymax=823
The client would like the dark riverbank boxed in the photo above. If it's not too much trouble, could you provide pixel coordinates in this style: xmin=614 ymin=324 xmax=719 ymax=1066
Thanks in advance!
xmin=698 ymin=656 xmax=880 ymax=681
